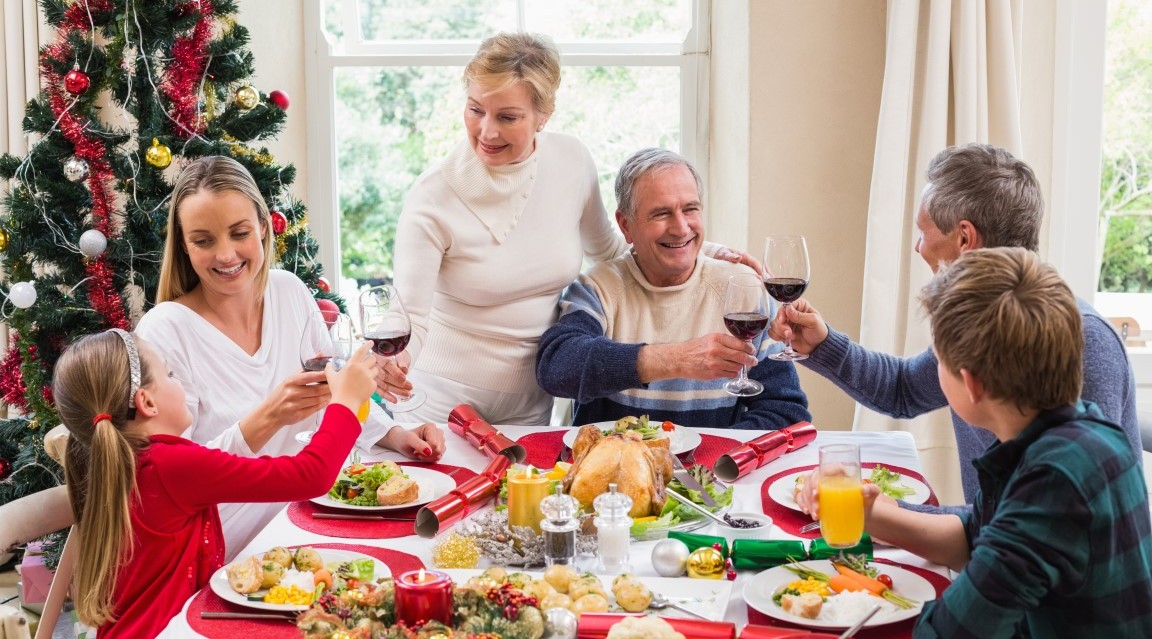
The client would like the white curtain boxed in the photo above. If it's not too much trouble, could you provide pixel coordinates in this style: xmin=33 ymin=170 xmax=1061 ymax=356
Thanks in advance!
xmin=1 ymin=1 xmax=47 ymax=418
xmin=855 ymin=0 xmax=1024 ymax=505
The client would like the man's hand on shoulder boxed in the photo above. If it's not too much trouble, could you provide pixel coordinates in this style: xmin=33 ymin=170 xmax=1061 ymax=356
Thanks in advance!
xmin=637 ymin=334 xmax=756 ymax=383
xmin=767 ymin=298 xmax=829 ymax=355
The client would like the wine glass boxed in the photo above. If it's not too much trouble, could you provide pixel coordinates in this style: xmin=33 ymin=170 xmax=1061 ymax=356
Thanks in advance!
xmin=360 ymin=284 xmax=426 ymax=412
xmin=722 ymin=272 xmax=769 ymax=397
xmin=763 ymin=235 xmax=811 ymax=361
xmin=295 ymin=311 xmax=356 ymax=444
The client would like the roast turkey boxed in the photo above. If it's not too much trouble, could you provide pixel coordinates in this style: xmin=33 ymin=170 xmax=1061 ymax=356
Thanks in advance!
xmin=562 ymin=424 xmax=675 ymax=518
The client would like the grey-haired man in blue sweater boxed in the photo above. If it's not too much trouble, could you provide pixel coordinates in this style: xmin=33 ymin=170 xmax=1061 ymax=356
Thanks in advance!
xmin=770 ymin=143 xmax=1139 ymax=512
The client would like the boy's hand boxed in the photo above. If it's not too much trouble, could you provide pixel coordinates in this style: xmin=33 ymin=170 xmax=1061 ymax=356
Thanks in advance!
xmin=326 ymin=342 xmax=379 ymax=412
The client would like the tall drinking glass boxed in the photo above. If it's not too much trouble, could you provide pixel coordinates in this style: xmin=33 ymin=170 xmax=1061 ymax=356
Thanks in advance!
xmin=360 ymin=284 xmax=426 ymax=411
xmin=722 ymin=272 xmax=769 ymax=397
xmin=817 ymin=444 xmax=864 ymax=548
xmin=763 ymin=235 xmax=811 ymax=361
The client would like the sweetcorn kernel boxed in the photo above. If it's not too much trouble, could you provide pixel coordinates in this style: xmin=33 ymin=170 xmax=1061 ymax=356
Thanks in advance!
xmin=263 ymin=584 xmax=313 ymax=605
xmin=785 ymin=578 xmax=831 ymax=598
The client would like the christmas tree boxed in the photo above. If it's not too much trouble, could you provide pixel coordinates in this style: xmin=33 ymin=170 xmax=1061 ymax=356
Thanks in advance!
xmin=0 ymin=0 xmax=340 ymax=510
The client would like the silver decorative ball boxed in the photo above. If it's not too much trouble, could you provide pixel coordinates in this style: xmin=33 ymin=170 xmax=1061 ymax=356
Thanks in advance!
xmin=63 ymin=157 xmax=89 ymax=182
xmin=8 ymin=281 xmax=36 ymax=309
xmin=651 ymin=538 xmax=691 ymax=577
xmin=78 ymin=229 xmax=107 ymax=257
xmin=543 ymin=606 xmax=577 ymax=639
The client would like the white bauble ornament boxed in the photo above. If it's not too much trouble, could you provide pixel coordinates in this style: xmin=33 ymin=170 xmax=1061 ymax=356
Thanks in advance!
xmin=63 ymin=157 xmax=89 ymax=182
xmin=542 ymin=606 xmax=577 ymax=639
xmin=9 ymin=281 xmax=37 ymax=309
xmin=651 ymin=538 xmax=691 ymax=577
xmin=79 ymin=229 xmax=108 ymax=257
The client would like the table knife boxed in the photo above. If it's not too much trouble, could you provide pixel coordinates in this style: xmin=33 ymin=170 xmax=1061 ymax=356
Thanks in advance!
xmin=311 ymin=513 xmax=416 ymax=521
xmin=199 ymin=611 xmax=296 ymax=622
xmin=671 ymin=456 xmax=718 ymax=507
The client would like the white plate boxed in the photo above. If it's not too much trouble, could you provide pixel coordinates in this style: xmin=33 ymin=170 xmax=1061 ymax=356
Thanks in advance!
xmin=743 ymin=560 xmax=937 ymax=629
xmin=441 ymin=569 xmax=732 ymax=621
xmin=562 ymin=421 xmax=703 ymax=457
xmin=310 ymin=465 xmax=456 ymax=512
xmin=210 ymin=549 xmax=390 ymax=612
xmin=767 ymin=467 xmax=931 ymax=512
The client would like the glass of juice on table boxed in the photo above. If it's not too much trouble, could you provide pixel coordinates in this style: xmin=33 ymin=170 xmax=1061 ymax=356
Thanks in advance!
xmin=818 ymin=443 xmax=864 ymax=548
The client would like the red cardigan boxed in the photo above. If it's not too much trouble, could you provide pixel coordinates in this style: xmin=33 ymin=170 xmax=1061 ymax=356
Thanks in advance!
xmin=96 ymin=404 xmax=360 ymax=639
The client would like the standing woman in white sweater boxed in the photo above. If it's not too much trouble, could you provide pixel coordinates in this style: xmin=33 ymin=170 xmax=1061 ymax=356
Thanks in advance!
xmin=389 ymin=33 xmax=753 ymax=425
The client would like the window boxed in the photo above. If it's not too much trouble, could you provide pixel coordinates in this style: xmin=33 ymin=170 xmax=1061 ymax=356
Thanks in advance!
xmin=1095 ymin=0 xmax=1152 ymax=325
xmin=303 ymin=0 xmax=708 ymax=294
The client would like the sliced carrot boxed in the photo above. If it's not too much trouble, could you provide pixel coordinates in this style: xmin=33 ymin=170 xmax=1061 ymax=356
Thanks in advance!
xmin=828 ymin=574 xmax=863 ymax=594
xmin=833 ymin=564 xmax=887 ymax=596
xmin=313 ymin=568 xmax=333 ymax=590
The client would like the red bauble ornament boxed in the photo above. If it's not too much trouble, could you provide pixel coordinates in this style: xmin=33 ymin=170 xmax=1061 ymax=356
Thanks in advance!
xmin=270 ymin=210 xmax=288 ymax=235
xmin=316 ymin=277 xmax=331 ymax=293
xmin=268 ymin=90 xmax=290 ymax=110
xmin=316 ymin=298 xmax=340 ymax=328
xmin=726 ymin=569 xmax=737 ymax=581
xmin=0 ymin=458 xmax=10 ymax=481
xmin=64 ymin=67 xmax=91 ymax=95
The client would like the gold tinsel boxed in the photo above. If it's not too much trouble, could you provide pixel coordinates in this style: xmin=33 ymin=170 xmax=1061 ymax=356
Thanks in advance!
xmin=222 ymin=134 xmax=274 ymax=166
xmin=204 ymin=81 xmax=218 ymax=120
xmin=431 ymin=531 xmax=481 ymax=569
xmin=275 ymin=235 xmax=287 ymax=260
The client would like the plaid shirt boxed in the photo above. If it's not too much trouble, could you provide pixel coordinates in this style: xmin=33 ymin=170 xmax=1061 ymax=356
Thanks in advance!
xmin=915 ymin=402 xmax=1152 ymax=638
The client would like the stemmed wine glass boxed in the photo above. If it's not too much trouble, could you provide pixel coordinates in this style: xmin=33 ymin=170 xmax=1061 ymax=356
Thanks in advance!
xmin=360 ymin=284 xmax=426 ymax=412
xmin=722 ymin=272 xmax=770 ymax=397
xmin=295 ymin=310 xmax=357 ymax=444
xmin=764 ymin=235 xmax=811 ymax=361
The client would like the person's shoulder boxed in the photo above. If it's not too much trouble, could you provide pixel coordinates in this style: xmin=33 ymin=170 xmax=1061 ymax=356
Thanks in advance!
xmin=539 ymin=132 xmax=594 ymax=163
xmin=583 ymin=255 xmax=633 ymax=288
xmin=700 ymin=257 xmax=756 ymax=288
xmin=268 ymin=268 xmax=307 ymax=290
xmin=137 ymin=300 xmax=194 ymax=335
xmin=1028 ymin=412 xmax=1135 ymax=475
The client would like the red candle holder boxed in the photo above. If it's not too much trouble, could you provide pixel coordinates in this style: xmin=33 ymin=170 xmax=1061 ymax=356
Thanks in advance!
xmin=394 ymin=568 xmax=453 ymax=627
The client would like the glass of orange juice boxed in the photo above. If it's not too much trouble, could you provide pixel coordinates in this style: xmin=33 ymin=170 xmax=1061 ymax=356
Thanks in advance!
xmin=818 ymin=444 xmax=864 ymax=548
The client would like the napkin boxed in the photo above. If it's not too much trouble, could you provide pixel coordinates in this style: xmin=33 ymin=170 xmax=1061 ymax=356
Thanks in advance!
xmin=668 ymin=530 xmax=729 ymax=556
xmin=713 ymin=422 xmax=818 ymax=482
xmin=806 ymin=535 xmax=874 ymax=560
xmin=415 ymin=454 xmax=512 ymax=537
xmin=577 ymin=614 xmax=736 ymax=639
xmin=448 ymin=404 xmax=527 ymax=463
xmin=729 ymin=539 xmax=807 ymax=571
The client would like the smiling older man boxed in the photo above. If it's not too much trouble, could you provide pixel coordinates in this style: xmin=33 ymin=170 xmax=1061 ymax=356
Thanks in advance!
xmin=535 ymin=148 xmax=811 ymax=430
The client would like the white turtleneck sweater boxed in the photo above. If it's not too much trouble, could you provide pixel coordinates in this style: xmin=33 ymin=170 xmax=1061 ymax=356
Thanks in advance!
xmin=393 ymin=132 xmax=629 ymax=420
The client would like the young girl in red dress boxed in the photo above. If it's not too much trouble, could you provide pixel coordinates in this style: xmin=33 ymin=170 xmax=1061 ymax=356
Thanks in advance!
xmin=51 ymin=328 xmax=378 ymax=638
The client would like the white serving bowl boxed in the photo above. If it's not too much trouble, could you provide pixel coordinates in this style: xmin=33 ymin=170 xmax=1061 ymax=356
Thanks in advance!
xmin=707 ymin=511 xmax=774 ymax=541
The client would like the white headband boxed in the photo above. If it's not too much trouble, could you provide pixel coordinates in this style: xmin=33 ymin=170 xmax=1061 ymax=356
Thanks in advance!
xmin=108 ymin=328 xmax=140 ymax=419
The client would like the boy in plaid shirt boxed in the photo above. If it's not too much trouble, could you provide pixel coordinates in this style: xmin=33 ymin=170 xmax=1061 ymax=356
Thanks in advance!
xmin=848 ymin=248 xmax=1152 ymax=638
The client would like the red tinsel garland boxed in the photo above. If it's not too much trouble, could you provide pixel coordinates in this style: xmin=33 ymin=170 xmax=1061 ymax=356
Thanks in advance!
xmin=165 ymin=0 xmax=215 ymax=137
xmin=0 ymin=345 xmax=28 ymax=411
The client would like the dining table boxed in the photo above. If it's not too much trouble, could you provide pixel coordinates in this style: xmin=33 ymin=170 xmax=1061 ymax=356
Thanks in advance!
xmin=159 ymin=424 xmax=950 ymax=638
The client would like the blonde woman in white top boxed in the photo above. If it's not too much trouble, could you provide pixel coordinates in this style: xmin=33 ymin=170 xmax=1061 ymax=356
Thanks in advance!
xmin=390 ymin=33 xmax=755 ymax=425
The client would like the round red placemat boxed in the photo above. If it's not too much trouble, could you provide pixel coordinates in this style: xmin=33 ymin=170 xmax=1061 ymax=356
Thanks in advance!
xmin=286 ymin=462 xmax=477 ymax=538
xmin=760 ymin=463 xmax=939 ymax=538
xmin=745 ymin=558 xmax=951 ymax=639
xmin=186 ymin=542 xmax=423 ymax=637
xmin=517 ymin=429 xmax=740 ymax=470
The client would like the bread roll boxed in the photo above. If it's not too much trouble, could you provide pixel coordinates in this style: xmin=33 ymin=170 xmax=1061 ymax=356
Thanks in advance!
xmin=376 ymin=474 xmax=419 ymax=505
xmin=226 ymin=556 xmax=263 ymax=594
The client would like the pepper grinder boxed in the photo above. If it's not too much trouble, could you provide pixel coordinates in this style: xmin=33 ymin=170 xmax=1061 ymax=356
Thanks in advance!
xmin=539 ymin=484 xmax=580 ymax=567
xmin=593 ymin=483 xmax=632 ymax=574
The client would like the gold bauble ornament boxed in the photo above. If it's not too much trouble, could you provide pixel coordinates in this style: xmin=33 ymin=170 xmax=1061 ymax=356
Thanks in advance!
xmin=235 ymin=85 xmax=260 ymax=110
xmin=686 ymin=546 xmax=725 ymax=579
xmin=145 ymin=138 xmax=172 ymax=168
xmin=0 ymin=228 xmax=8 ymax=252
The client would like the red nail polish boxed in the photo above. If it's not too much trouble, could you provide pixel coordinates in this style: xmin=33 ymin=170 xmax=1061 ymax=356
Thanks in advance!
xmin=423 ymin=447 xmax=432 ymax=456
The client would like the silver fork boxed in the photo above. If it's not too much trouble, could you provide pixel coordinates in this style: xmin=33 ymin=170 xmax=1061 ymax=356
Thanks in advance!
xmin=799 ymin=520 xmax=821 ymax=533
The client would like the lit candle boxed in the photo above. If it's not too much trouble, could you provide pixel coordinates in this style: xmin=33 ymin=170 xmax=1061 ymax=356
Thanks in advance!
xmin=507 ymin=465 xmax=552 ymax=532
xmin=393 ymin=568 xmax=453 ymax=627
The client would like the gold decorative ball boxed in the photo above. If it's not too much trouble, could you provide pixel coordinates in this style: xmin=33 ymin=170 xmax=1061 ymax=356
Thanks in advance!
xmin=235 ymin=85 xmax=260 ymax=110
xmin=686 ymin=547 xmax=725 ymax=579
xmin=145 ymin=138 xmax=172 ymax=168
xmin=0 ymin=228 xmax=8 ymax=252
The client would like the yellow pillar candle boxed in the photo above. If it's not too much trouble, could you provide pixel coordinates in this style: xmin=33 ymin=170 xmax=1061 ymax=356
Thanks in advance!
xmin=507 ymin=466 xmax=552 ymax=532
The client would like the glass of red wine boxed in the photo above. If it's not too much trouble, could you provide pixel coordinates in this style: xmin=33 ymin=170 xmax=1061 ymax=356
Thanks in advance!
xmin=723 ymin=272 xmax=770 ymax=396
xmin=764 ymin=234 xmax=811 ymax=361
xmin=360 ymin=284 xmax=426 ymax=412
xmin=296 ymin=310 xmax=356 ymax=444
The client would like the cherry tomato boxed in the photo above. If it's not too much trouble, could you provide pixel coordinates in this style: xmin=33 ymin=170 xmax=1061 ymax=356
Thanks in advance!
xmin=877 ymin=573 xmax=894 ymax=589
xmin=661 ymin=421 xmax=676 ymax=432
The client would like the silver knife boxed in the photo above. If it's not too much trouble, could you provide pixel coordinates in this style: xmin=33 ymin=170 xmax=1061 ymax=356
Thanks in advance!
xmin=200 ymin=611 xmax=297 ymax=622
xmin=671 ymin=455 xmax=718 ymax=507
xmin=311 ymin=513 xmax=416 ymax=521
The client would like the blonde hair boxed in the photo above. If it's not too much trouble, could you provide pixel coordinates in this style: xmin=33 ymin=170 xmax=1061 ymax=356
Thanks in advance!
xmin=921 ymin=247 xmax=1082 ymax=413
xmin=464 ymin=32 xmax=561 ymax=117
xmin=53 ymin=331 xmax=153 ymax=626
xmin=156 ymin=156 xmax=273 ymax=303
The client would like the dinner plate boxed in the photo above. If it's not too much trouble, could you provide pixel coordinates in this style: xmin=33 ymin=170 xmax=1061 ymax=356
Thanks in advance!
xmin=562 ymin=421 xmax=703 ymax=456
xmin=441 ymin=569 xmax=732 ymax=620
xmin=767 ymin=467 xmax=931 ymax=512
xmin=743 ymin=560 xmax=936 ymax=629
xmin=310 ymin=465 xmax=455 ymax=512
xmin=210 ymin=549 xmax=389 ymax=612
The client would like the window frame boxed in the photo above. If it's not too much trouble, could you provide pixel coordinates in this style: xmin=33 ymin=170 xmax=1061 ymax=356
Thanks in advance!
xmin=302 ymin=0 xmax=710 ymax=290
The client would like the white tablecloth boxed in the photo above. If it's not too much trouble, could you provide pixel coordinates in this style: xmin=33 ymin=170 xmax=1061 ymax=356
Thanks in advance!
xmin=162 ymin=426 xmax=945 ymax=638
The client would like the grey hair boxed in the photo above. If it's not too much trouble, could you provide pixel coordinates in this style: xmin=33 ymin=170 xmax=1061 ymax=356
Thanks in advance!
xmin=922 ymin=143 xmax=1043 ymax=251
xmin=614 ymin=148 xmax=703 ymax=220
